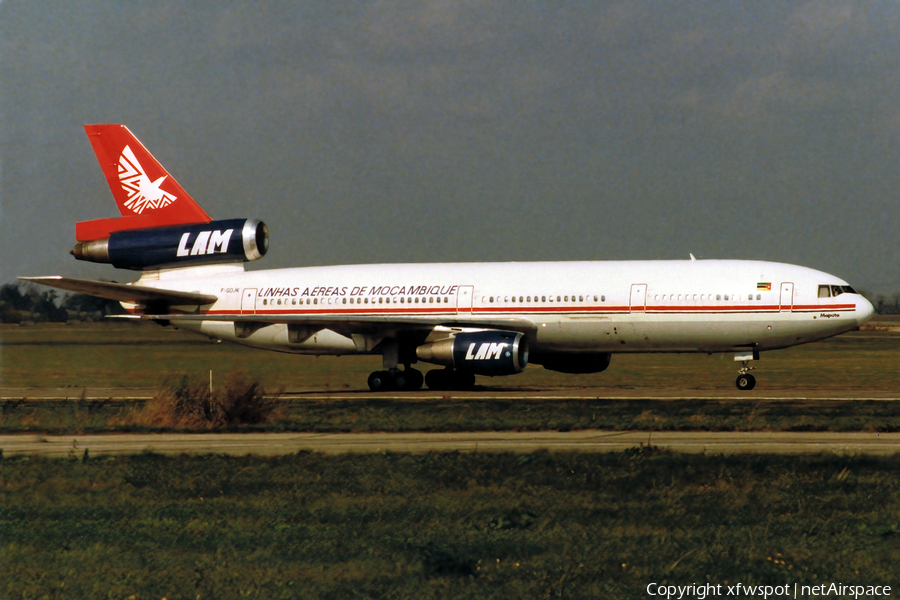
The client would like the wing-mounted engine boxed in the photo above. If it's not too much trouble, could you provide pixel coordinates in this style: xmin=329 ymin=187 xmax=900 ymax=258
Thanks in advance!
xmin=416 ymin=330 xmax=528 ymax=376
xmin=71 ymin=218 xmax=268 ymax=270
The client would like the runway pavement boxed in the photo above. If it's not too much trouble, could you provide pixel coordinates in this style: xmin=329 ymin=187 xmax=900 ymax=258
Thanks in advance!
xmin=3 ymin=430 xmax=900 ymax=458
xmin=3 ymin=387 xmax=899 ymax=401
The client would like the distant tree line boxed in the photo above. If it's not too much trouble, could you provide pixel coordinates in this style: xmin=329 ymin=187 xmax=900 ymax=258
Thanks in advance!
xmin=874 ymin=294 xmax=900 ymax=315
xmin=0 ymin=283 xmax=123 ymax=324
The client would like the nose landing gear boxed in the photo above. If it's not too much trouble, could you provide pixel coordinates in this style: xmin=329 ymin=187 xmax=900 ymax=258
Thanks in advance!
xmin=734 ymin=349 xmax=759 ymax=390
xmin=735 ymin=371 xmax=756 ymax=391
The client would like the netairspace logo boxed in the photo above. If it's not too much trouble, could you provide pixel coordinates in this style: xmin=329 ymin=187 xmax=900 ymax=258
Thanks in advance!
xmin=646 ymin=582 xmax=892 ymax=600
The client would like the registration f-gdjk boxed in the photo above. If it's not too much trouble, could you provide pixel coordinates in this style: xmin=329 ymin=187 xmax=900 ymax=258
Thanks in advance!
xmin=23 ymin=125 xmax=875 ymax=391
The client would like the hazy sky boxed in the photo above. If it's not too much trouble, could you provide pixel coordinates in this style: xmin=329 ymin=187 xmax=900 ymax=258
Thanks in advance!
xmin=2 ymin=1 xmax=899 ymax=296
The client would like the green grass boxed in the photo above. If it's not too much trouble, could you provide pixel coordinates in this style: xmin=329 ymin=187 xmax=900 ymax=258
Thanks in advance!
xmin=2 ymin=321 xmax=899 ymax=435
xmin=6 ymin=396 xmax=900 ymax=435
xmin=2 ymin=320 xmax=899 ymax=391
xmin=3 ymin=451 xmax=900 ymax=599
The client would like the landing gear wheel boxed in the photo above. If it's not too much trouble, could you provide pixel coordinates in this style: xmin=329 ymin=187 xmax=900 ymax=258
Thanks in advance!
xmin=368 ymin=370 xmax=392 ymax=392
xmin=425 ymin=369 xmax=450 ymax=391
xmin=425 ymin=369 xmax=475 ymax=391
xmin=735 ymin=373 xmax=756 ymax=391
xmin=402 ymin=368 xmax=424 ymax=391
xmin=391 ymin=369 xmax=423 ymax=391
xmin=455 ymin=371 xmax=476 ymax=390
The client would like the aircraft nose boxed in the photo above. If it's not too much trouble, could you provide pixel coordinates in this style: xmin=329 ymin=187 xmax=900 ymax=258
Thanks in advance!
xmin=856 ymin=295 xmax=876 ymax=327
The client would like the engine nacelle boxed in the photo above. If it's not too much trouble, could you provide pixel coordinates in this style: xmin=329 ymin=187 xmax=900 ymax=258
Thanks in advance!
xmin=72 ymin=219 xmax=268 ymax=270
xmin=533 ymin=352 xmax=612 ymax=374
xmin=416 ymin=331 xmax=528 ymax=376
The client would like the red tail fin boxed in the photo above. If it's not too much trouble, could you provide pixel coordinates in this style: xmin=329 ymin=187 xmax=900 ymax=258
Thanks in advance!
xmin=76 ymin=125 xmax=212 ymax=241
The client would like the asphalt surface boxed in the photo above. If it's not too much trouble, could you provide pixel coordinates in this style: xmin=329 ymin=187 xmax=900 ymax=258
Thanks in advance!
xmin=3 ymin=387 xmax=900 ymax=401
xmin=3 ymin=430 xmax=900 ymax=458
xmin=4 ymin=387 xmax=899 ymax=458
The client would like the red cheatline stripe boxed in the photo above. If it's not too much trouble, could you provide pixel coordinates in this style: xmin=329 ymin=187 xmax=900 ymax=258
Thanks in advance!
xmin=172 ymin=303 xmax=856 ymax=318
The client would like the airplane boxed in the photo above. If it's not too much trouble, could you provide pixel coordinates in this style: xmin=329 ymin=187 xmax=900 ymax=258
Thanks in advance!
xmin=22 ymin=124 xmax=876 ymax=392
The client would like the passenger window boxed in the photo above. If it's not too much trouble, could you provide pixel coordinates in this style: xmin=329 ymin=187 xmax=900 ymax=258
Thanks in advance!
xmin=601 ymin=295 xmax=606 ymax=302
xmin=519 ymin=296 xmax=524 ymax=302
xmin=716 ymin=295 xmax=721 ymax=301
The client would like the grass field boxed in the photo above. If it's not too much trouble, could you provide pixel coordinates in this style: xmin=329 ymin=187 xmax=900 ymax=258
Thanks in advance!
xmin=2 ymin=319 xmax=899 ymax=391
xmin=3 ymin=451 xmax=900 ymax=599
xmin=2 ymin=320 xmax=898 ymax=435
xmin=3 ymin=320 xmax=899 ymax=597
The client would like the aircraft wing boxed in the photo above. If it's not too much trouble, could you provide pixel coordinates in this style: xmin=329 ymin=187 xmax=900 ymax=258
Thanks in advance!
xmin=135 ymin=312 xmax=538 ymax=334
xmin=19 ymin=276 xmax=218 ymax=306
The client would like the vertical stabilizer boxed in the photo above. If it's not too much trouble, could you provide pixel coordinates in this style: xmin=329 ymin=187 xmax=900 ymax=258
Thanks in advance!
xmin=76 ymin=124 xmax=212 ymax=241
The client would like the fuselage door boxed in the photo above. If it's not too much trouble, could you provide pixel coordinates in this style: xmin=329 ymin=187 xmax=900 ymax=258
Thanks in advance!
xmin=630 ymin=284 xmax=647 ymax=312
xmin=456 ymin=285 xmax=474 ymax=314
xmin=242 ymin=288 xmax=258 ymax=315
xmin=780 ymin=282 xmax=794 ymax=312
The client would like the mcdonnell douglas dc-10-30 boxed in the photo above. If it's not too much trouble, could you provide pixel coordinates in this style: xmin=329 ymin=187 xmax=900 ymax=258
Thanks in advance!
xmin=22 ymin=125 xmax=875 ymax=391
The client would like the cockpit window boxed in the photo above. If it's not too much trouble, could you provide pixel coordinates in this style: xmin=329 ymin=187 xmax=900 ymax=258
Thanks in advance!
xmin=833 ymin=285 xmax=856 ymax=296
xmin=821 ymin=284 xmax=857 ymax=298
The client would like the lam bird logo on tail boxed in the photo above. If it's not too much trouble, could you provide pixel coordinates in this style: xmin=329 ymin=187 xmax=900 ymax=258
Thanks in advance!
xmin=118 ymin=145 xmax=178 ymax=214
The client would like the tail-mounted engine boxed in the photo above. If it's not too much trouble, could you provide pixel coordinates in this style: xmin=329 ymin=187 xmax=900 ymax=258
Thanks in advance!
xmin=71 ymin=219 xmax=268 ymax=270
xmin=416 ymin=330 xmax=528 ymax=376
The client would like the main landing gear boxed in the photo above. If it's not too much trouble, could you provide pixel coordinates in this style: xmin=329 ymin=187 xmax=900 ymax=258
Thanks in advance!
xmin=366 ymin=367 xmax=477 ymax=391
xmin=424 ymin=368 xmax=475 ymax=391
xmin=734 ymin=350 xmax=759 ymax=391
xmin=367 ymin=338 xmax=477 ymax=392
xmin=367 ymin=368 xmax=424 ymax=392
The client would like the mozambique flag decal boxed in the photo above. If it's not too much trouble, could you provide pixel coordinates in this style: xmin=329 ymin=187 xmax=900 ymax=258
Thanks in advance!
xmin=757 ymin=282 xmax=772 ymax=291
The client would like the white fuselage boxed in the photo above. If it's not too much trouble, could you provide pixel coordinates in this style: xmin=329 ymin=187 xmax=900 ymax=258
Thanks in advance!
xmin=137 ymin=259 xmax=875 ymax=358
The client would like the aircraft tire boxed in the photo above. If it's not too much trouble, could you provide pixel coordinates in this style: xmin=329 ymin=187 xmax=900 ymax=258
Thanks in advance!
xmin=425 ymin=369 xmax=450 ymax=391
xmin=403 ymin=368 xmax=424 ymax=391
xmin=735 ymin=374 xmax=756 ymax=391
xmin=368 ymin=370 xmax=392 ymax=392
xmin=454 ymin=371 xmax=476 ymax=390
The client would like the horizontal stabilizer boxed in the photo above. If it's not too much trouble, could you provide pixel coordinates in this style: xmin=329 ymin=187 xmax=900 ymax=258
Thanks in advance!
xmin=19 ymin=276 xmax=218 ymax=306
